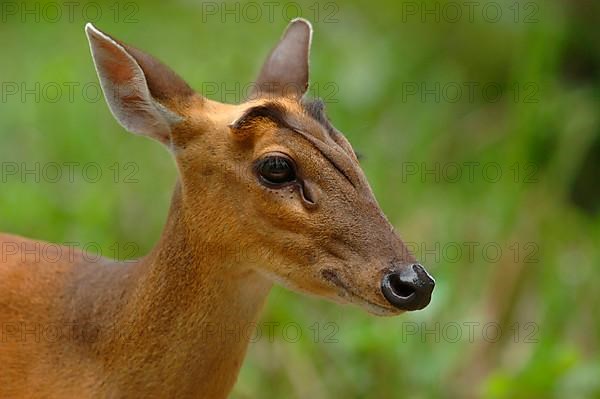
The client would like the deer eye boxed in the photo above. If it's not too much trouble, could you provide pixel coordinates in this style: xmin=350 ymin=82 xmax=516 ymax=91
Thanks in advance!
xmin=256 ymin=154 xmax=297 ymax=187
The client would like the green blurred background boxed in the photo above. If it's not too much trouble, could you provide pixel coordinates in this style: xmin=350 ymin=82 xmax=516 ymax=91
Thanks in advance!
xmin=1 ymin=0 xmax=599 ymax=397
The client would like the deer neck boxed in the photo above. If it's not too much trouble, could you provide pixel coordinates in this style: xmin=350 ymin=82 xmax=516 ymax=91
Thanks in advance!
xmin=97 ymin=182 xmax=272 ymax=397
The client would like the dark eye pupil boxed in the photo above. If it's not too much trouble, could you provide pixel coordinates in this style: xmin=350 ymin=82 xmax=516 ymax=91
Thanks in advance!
xmin=259 ymin=156 xmax=295 ymax=185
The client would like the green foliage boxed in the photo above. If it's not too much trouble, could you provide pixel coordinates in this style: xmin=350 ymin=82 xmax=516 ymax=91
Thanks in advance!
xmin=1 ymin=0 xmax=599 ymax=397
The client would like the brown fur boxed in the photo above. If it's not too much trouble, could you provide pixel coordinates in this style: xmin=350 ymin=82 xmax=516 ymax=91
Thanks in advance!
xmin=0 ymin=22 xmax=424 ymax=398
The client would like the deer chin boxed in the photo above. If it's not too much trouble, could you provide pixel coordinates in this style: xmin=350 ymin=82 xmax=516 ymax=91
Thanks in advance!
xmin=254 ymin=266 xmax=398 ymax=316
xmin=341 ymin=293 xmax=401 ymax=317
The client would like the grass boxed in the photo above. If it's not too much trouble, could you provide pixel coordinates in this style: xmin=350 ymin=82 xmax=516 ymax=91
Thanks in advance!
xmin=1 ymin=0 xmax=599 ymax=397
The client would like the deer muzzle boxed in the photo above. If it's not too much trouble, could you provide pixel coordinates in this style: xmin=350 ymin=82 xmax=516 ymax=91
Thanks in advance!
xmin=381 ymin=264 xmax=435 ymax=311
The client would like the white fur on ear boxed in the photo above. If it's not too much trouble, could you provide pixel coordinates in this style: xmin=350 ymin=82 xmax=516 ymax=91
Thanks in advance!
xmin=252 ymin=18 xmax=313 ymax=98
xmin=85 ymin=23 xmax=172 ymax=144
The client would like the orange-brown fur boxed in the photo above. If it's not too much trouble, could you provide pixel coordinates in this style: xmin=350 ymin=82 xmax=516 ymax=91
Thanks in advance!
xmin=0 ymin=21 xmax=425 ymax=398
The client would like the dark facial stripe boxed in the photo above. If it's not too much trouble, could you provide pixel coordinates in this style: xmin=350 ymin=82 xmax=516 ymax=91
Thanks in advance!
xmin=289 ymin=128 xmax=357 ymax=189
xmin=229 ymin=103 xmax=289 ymax=131
xmin=231 ymin=102 xmax=359 ymax=189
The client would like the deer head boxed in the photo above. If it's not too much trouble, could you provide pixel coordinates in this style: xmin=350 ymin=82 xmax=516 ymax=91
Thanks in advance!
xmin=85 ymin=19 xmax=434 ymax=315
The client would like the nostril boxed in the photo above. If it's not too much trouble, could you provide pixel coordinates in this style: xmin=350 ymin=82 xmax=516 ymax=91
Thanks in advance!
xmin=387 ymin=273 xmax=416 ymax=298
xmin=381 ymin=264 xmax=435 ymax=311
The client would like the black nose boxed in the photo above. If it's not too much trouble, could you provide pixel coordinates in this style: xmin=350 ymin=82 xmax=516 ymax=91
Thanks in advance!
xmin=381 ymin=264 xmax=435 ymax=311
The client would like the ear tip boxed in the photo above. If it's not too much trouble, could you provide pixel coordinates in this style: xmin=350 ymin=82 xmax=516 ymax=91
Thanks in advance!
xmin=284 ymin=18 xmax=313 ymax=48
xmin=288 ymin=18 xmax=313 ymax=34
xmin=84 ymin=22 xmax=97 ymax=35
xmin=85 ymin=22 xmax=113 ymax=42
xmin=84 ymin=23 xmax=118 ymax=48
xmin=84 ymin=22 xmax=105 ymax=42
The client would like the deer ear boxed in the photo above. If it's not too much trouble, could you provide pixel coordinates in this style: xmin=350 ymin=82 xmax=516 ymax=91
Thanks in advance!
xmin=251 ymin=18 xmax=312 ymax=99
xmin=85 ymin=23 xmax=195 ymax=145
